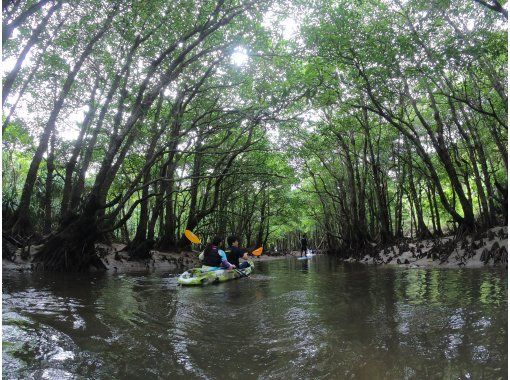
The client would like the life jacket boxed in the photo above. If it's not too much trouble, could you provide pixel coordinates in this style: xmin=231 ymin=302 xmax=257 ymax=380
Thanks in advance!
xmin=202 ymin=245 xmax=222 ymax=267
xmin=224 ymin=248 xmax=238 ymax=267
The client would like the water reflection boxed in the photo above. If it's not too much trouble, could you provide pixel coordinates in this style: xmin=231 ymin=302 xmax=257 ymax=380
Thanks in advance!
xmin=3 ymin=257 xmax=507 ymax=379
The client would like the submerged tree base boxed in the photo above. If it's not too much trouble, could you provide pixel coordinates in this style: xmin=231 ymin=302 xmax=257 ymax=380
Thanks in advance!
xmin=126 ymin=238 xmax=155 ymax=260
xmin=31 ymin=212 xmax=104 ymax=271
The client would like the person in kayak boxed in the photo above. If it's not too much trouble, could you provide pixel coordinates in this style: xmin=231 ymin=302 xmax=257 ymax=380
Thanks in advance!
xmin=202 ymin=236 xmax=235 ymax=271
xmin=300 ymin=234 xmax=308 ymax=257
xmin=225 ymin=235 xmax=250 ymax=270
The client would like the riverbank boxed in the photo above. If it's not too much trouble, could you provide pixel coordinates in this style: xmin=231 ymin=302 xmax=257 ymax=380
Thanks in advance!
xmin=2 ymin=244 xmax=298 ymax=273
xmin=344 ymin=226 xmax=508 ymax=268
xmin=5 ymin=227 xmax=505 ymax=272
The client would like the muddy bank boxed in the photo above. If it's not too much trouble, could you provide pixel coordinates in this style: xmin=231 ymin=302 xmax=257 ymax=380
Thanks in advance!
xmin=343 ymin=226 xmax=508 ymax=268
xmin=3 ymin=243 xmax=194 ymax=273
xmin=2 ymin=243 xmax=297 ymax=273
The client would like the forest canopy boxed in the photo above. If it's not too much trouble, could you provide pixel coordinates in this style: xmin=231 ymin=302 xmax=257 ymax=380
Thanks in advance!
xmin=2 ymin=0 xmax=507 ymax=269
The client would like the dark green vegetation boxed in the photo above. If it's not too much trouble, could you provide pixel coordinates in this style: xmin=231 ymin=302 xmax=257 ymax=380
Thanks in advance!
xmin=2 ymin=0 xmax=507 ymax=270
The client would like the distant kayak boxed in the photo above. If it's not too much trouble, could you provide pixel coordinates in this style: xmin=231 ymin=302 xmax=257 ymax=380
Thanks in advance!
xmin=177 ymin=260 xmax=254 ymax=286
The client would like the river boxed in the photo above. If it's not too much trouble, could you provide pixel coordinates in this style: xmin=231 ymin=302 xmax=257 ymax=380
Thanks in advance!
xmin=2 ymin=255 xmax=507 ymax=379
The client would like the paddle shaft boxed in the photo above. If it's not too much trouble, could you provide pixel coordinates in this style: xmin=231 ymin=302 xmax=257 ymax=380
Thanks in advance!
xmin=234 ymin=268 xmax=248 ymax=278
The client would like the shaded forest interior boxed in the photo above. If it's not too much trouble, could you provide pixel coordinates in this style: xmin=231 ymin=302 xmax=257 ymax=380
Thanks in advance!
xmin=2 ymin=0 xmax=507 ymax=270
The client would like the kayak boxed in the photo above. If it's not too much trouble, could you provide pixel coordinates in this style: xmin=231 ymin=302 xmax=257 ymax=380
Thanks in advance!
xmin=177 ymin=260 xmax=254 ymax=286
xmin=297 ymin=253 xmax=315 ymax=260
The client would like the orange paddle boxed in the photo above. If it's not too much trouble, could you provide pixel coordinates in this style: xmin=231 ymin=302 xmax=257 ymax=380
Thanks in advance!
xmin=184 ymin=230 xmax=201 ymax=244
xmin=251 ymin=247 xmax=263 ymax=256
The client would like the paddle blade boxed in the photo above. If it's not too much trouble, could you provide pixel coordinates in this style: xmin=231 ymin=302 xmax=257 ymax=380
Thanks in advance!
xmin=184 ymin=230 xmax=201 ymax=244
xmin=252 ymin=247 xmax=263 ymax=256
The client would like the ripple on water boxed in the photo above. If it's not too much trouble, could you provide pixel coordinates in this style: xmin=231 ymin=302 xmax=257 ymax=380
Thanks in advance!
xmin=473 ymin=316 xmax=491 ymax=330
xmin=40 ymin=368 xmax=75 ymax=379
xmin=472 ymin=345 xmax=490 ymax=363
xmin=448 ymin=308 xmax=465 ymax=329
xmin=3 ymin=301 xmax=94 ymax=379
xmin=49 ymin=347 xmax=76 ymax=362
xmin=444 ymin=333 xmax=463 ymax=359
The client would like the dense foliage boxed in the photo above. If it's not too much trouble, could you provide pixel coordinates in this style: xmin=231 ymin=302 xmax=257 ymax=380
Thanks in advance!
xmin=2 ymin=0 xmax=507 ymax=268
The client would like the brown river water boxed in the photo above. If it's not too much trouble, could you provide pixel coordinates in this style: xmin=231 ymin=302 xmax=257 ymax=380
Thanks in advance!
xmin=2 ymin=255 xmax=507 ymax=379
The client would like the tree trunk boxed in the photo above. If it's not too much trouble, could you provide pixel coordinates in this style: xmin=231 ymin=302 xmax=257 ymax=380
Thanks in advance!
xmin=450 ymin=100 xmax=491 ymax=226
xmin=359 ymin=111 xmax=392 ymax=242
xmin=426 ymin=184 xmax=437 ymax=235
xmin=425 ymin=89 xmax=475 ymax=230
xmin=2 ymin=0 xmax=52 ymax=44
xmin=256 ymin=189 xmax=267 ymax=247
xmin=130 ymin=93 xmax=164 ymax=247
xmin=2 ymin=1 xmax=61 ymax=107
xmin=432 ymin=183 xmax=443 ymax=236
xmin=407 ymin=157 xmax=431 ymax=239
xmin=43 ymin=133 xmax=55 ymax=235
xmin=178 ymin=144 xmax=203 ymax=247
xmin=60 ymin=77 xmax=100 ymax=219
xmin=2 ymin=18 xmax=64 ymax=132
xmin=69 ymin=47 xmax=136 ymax=211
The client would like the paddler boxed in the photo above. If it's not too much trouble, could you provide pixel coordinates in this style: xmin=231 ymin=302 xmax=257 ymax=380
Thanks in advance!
xmin=201 ymin=236 xmax=236 ymax=271
xmin=225 ymin=235 xmax=251 ymax=270
xmin=300 ymin=234 xmax=308 ymax=257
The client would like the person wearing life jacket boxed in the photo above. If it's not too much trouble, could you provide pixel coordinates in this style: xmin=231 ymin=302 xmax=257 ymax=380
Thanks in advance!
xmin=201 ymin=236 xmax=235 ymax=271
xmin=225 ymin=235 xmax=250 ymax=269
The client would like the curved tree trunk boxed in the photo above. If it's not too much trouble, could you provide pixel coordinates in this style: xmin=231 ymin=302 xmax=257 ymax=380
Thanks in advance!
xmin=60 ymin=77 xmax=100 ymax=219
xmin=2 ymin=0 xmax=61 ymax=107
xmin=407 ymin=166 xmax=431 ymax=239
xmin=2 ymin=18 xmax=64 ymax=132
xmin=130 ymin=93 xmax=164 ymax=248
xmin=2 ymin=0 xmax=51 ymax=44
xmin=43 ymin=133 xmax=55 ymax=235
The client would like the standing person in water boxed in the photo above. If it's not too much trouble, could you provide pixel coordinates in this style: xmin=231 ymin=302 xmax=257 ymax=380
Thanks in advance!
xmin=300 ymin=234 xmax=308 ymax=257
xmin=201 ymin=236 xmax=236 ymax=271
xmin=225 ymin=236 xmax=250 ymax=270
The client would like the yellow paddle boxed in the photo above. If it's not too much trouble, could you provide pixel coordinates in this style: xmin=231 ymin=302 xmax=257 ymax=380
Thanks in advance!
xmin=184 ymin=230 xmax=201 ymax=244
